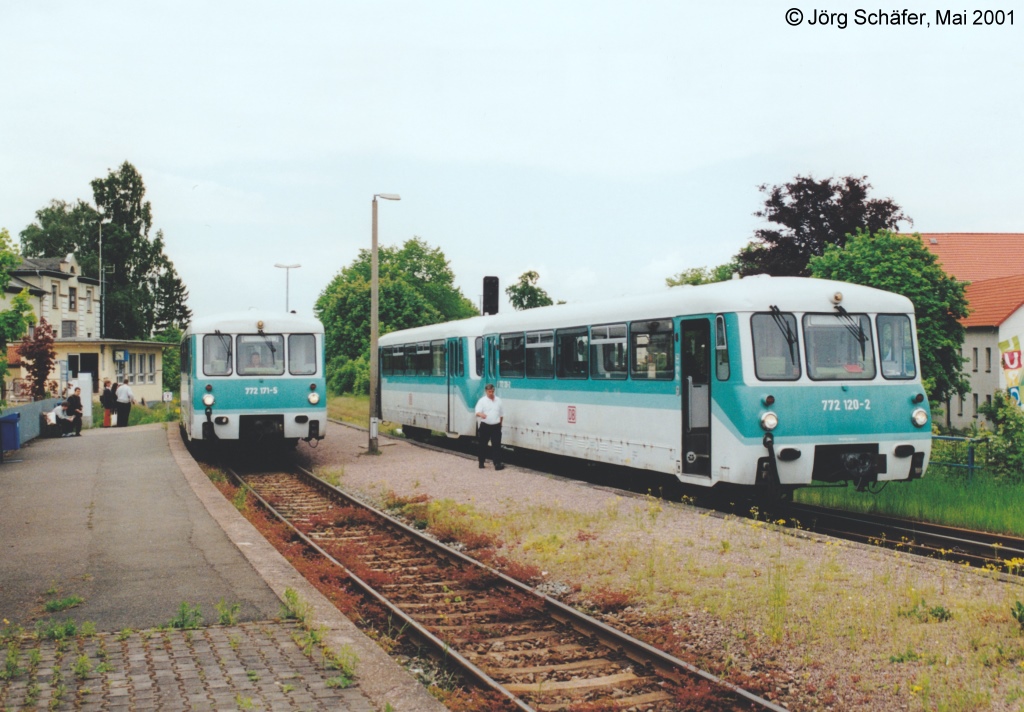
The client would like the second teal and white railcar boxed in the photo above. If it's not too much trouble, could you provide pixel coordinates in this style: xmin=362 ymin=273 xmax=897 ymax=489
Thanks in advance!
xmin=378 ymin=276 xmax=931 ymax=494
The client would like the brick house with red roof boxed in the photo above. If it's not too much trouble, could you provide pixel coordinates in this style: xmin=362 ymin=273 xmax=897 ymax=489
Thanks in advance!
xmin=919 ymin=234 xmax=1024 ymax=429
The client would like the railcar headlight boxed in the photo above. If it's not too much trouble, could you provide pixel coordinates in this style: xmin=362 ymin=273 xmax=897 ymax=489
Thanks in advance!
xmin=308 ymin=392 xmax=320 ymax=405
xmin=202 ymin=393 xmax=215 ymax=407
xmin=760 ymin=411 xmax=779 ymax=431
xmin=911 ymin=408 xmax=929 ymax=428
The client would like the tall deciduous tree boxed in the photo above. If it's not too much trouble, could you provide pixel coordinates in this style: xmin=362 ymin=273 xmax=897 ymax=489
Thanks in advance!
xmin=315 ymin=237 xmax=478 ymax=393
xmin=19 ymin=318 xmax=57 ymax=399
xmin=736 ymin=175 xmax=912 ymax=277
xmin=506 ymin=271 xmax=554 ymax=310
xmin=809 ymin=229 xmax=969 ymax=404
xmin=19 ymin=161 xmax=191 ymax=339
xmin=665 ymin=263 xmax=736 ymax=287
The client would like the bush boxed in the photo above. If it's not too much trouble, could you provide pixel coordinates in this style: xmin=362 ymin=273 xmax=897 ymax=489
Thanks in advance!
xmin=979 ymin=391 xmax=1024 ymax=483
xmin=327 ymin=355 xmax=369 ymax=396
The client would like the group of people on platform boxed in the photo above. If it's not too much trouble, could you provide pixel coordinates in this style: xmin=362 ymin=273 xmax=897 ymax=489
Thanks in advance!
xmin=48 ymin=379 xmax=136 ymax=437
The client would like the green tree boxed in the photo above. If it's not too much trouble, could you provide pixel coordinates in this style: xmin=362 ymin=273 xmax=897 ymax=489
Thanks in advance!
xmin=736 ymin=175 xmax=911 ymax=277
xmin=153 ymin=326 xmax=182 ymax=393
xmin=0 ymin=228 xmax=37 ymax=403
xmin=315 ymin=237 xmax=477 ymax=393
xmin=665 ymin=263 xmax=736 ymax=287
xmin=808 ymin=229 xmax=969 ymax=404
xmin=506 ymin=271 xmax=554 ymax=310
xmin=19 ymin=162 xmax=191 ymax=339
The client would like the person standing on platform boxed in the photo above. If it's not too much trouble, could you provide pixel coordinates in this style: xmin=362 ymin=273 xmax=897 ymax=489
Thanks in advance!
xmin=115 ymin=380 xmax=135 ymax=428
xmin=100 ymin=380 xmax=114 ymax=427
xmin=474 ymin=384 xmax=505 ymax=470
xmin=64 ymin=387 xmax=84 ymax=437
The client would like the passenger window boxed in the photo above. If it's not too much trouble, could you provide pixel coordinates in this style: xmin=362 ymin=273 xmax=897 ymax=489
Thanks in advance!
xmin=556 ymin=327 xmax=588 ymax=379
xmin=431 ymin=341 xmax=445 ymax=377
xmin=475 ymin=337 xmax=484 ymax=378
xmin=525 ymin=331 xmax=554 ymax=378
xmin=631 ymin=319 xmax=674 ymax=380
xmin=751 ymin=312 xmax=800 ymax=381
xmin=715 ymin=315 xmax=730 ymax=381
xmin=499 ymin=333 xmax=525 ymax=378
xmin=392 ymin=346 xmax=406 ymax=375
xmin=590 ymin=324 xmax=627 ymax=379
xmin=288 ymin=334 xmax=317 ymax=375
xmin=877 ymin=314 xmax=916 ymax=379
xmin=203 ymin=334 xmax=232 ymax=376
xmin=415 ymin=342 xmax=431 ymax=376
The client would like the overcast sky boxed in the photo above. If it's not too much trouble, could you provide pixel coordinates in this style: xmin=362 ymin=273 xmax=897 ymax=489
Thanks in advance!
xmin=1 ymin=1 xmax=1021 ymax=321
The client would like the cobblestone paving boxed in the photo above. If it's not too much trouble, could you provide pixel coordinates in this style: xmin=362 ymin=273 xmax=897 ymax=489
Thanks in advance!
xmin=0 ymin=621 xmax=376 ymax=711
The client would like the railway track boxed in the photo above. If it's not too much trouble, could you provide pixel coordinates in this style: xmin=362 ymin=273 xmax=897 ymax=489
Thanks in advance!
xmin=779 ymin=502 xmax=1024 ymax=572
xmin=227 ymin=464 xmax=786 ymax=712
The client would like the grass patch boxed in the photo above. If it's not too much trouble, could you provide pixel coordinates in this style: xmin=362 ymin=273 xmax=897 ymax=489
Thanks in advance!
xmin=43 ymin=596 xmax=83 ymax=613
xmin=167 ymin=602 xmax=204 ymax=630
xmin=795 ymin=469 xmax=1024 ymax=536
xmin=326 ymin=395 xmax=402 ymax=436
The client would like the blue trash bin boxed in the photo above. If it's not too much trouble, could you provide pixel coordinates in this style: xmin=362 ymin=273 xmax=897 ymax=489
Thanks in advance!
xmin=0 ymin=412 xmax=21 ymax=451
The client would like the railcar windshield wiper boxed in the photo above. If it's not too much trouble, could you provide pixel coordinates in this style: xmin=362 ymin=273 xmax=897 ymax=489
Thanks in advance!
xmin=834 ymin=305 xmax=868 ymax=360
xmin=768 ymin=305 xmax=798 ymax=365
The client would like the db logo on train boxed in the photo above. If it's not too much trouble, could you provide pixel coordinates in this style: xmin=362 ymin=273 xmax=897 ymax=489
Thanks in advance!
xmin=567 ymin=406 xmax=576 ymax=424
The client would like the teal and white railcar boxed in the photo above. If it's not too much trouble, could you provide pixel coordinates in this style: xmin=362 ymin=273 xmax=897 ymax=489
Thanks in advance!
xmin=180 ymin=312 xmax=326 ymax=447
xmin=379 ymin=276 xmax=930 ymax=494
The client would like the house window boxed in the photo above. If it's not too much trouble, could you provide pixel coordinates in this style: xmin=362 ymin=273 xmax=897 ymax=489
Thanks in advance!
xmin=972 ymin=348 xmax=979 ymax=372
xmin=986 ymin=348 xmax=992 ymax=373
xmin=51 ymin=283 xmax=58 ymax=308
xmin=957 ymin=396 xmax=964 ymax=417
xmin=86 ymin=289 xmax=93 ymax=313
xmin=61 ymin=320 xmax=77 ymax=338
xmin=69 ymin=287 xmax=77 ymax=312
xmin=973 ymin=394 xmax=979 ymax=419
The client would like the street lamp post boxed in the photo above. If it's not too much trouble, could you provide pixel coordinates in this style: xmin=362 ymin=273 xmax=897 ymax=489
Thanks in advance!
xmin=369 ymin=193 xmax=401 ymax=454
xmin=274 ymin=263 xmax=301 ymax=312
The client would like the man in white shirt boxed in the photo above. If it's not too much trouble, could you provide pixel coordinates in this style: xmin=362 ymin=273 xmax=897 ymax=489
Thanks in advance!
xmin=474 ymin=384 xmax=505 ymax=470
xmin=115 ymin=380 xmax=135 ymax=428
xmin=51 ymin=403 xmax=73 ymax=437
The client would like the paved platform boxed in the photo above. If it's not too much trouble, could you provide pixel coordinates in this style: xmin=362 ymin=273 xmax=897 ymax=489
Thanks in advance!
xmin=0 ymin=424 xmax=446 ymax=712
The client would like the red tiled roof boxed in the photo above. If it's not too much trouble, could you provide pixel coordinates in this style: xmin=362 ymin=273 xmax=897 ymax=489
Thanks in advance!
xmin=917 ymin=233 xmax=1024 ymax=282
xmin=962 ymin=275 xmax=1024 ymax=327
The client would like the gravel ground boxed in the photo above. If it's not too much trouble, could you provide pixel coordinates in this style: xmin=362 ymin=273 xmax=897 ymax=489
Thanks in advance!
xmin=295 ymin=421 xmax=1024 ymax=712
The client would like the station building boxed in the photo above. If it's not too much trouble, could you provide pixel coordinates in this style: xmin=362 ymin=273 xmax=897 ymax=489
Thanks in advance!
xmin=920 ymin=233 xmax=1024 ymax=430
xmin=1 ymin=254 xmax=167 ymax=404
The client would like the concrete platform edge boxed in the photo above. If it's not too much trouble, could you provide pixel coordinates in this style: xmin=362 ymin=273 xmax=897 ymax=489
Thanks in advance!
xmin=166 ymin=427 xmax=448 ymax=712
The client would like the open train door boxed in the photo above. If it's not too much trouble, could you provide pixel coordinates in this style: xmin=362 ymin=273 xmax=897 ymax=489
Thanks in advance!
xmin=680 ymin=318 xmax=711 ymax=476
xmin=446 ymin=337 xmax=463 ymax=433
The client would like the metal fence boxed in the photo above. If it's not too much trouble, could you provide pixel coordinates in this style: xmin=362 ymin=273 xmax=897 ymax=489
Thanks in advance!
xmin=930 ymin=435 xmax=986 ymax=479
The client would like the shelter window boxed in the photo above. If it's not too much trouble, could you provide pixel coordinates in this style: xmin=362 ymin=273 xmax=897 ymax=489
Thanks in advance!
xmin=715 ymin=315 xmax=730 ymax=381
xmin=499 ymin=333 xmax=525 ymax=378
xmin=876 ymin=314 xmax=916 ymax=380
xmin=289 ymin=334 xmax=317 ymax=375
xmin=752 ymin=312 xmax=801 ymax=381
xmin=631 ymin=319 xmax=674 ymax=380
xmin=525 ymin=330 xmax=554 ymax=378
xmin=556 ymin=327 xmax=589 ymax=379
xmin=203 ymin=334 xmax=232 ymax=376
xmin=238 ymin=334 xmax=285 ymax=376
xmin=590 ymin=324 xmax=627 ymax=380
xmin=803 ymin=313 xmax=875 ymax=381
xmin=431 ymin=341 xmax=446 ymax=377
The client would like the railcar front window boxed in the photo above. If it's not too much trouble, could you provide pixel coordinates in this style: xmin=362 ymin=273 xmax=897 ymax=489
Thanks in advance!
xmin=751 ymin=312 xmax=800 ymax=381
xmin=631 ymin=319 xmax=674 ymax=380
xmin=289 ymin=334 xmax=317 ymax=375
xmin=525 ymin=330 xmax=554 ymax=378
xmin=238 ymin=335 xmax=285 ymax=375
xmin=203 ymin=334 xmax=233 ymax=376
xmin=499 ymin=333 xmax=525 ymax=378
xmin=590 ymin=324 xmax=627 ymax=380
xmin=803 ymin=313 xmax=876 ymax=380
xmin=556 ymin=327 xmax=588 ymax=379
xmin=877 ymin=314 xmax=917 ymax=379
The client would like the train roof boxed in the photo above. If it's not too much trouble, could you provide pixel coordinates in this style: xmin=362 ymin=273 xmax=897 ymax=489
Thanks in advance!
xmin=185 ymin=311 xmax=325 ymax=335
xmin=379 ymin=276 xmax=915 ymax=344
